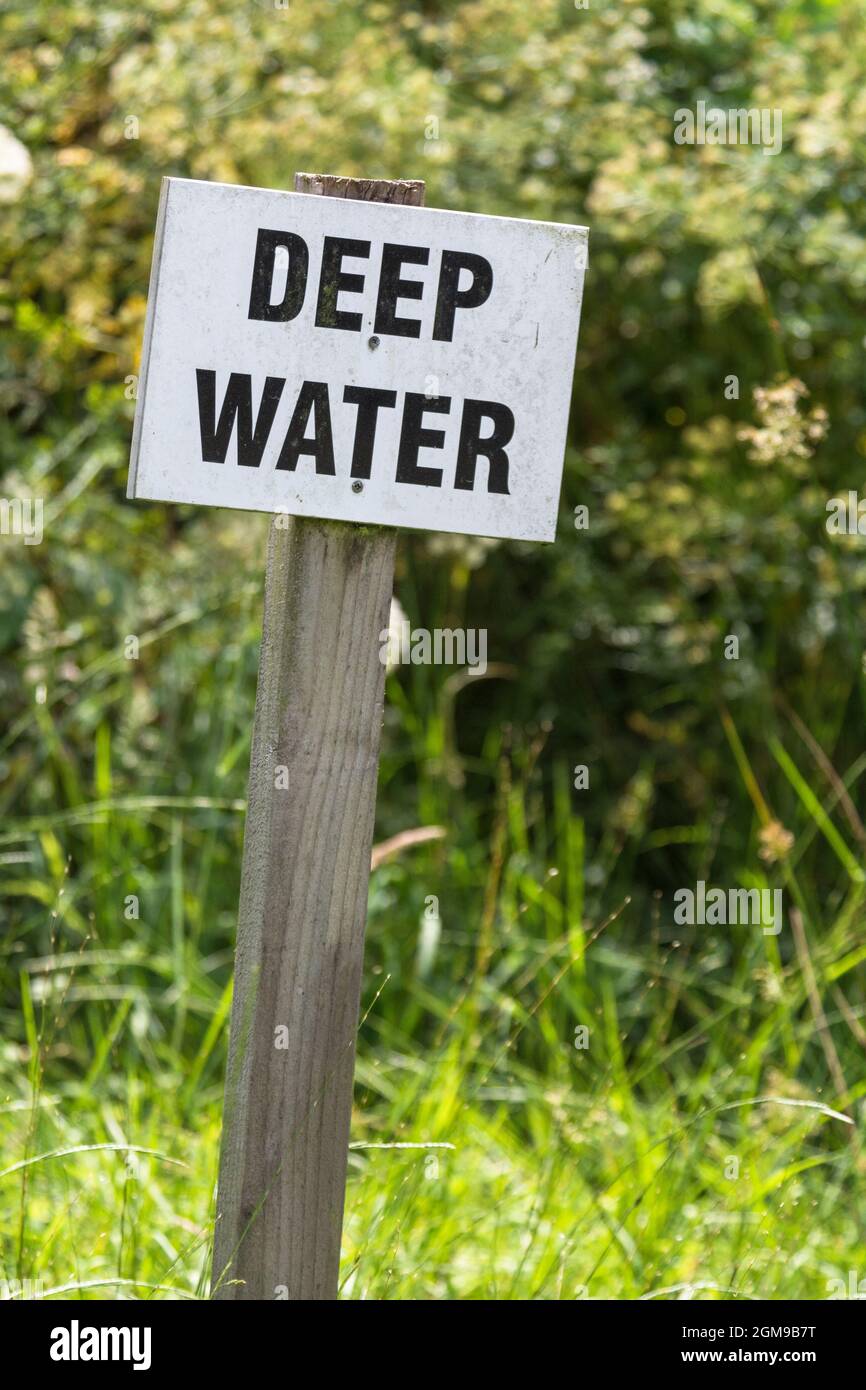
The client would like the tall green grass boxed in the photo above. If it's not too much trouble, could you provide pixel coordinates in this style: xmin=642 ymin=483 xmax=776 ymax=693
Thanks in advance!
xmin=2 ymin=597 xmax=865 ymax=1298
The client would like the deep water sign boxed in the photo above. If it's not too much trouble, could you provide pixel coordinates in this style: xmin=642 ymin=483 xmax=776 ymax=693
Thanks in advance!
xmin=129 ymin=171 xmax=590 ymax=1300
xmin=128 ymin=177 xmax=588 ymax=541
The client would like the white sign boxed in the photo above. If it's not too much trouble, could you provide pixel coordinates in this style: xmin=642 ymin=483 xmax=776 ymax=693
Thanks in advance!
xmin=128 ymin=178 xmax=588 ymax=542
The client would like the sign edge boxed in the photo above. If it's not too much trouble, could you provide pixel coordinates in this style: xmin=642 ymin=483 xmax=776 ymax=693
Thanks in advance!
xmin=127 ymin=177 xmax=173 ymax=499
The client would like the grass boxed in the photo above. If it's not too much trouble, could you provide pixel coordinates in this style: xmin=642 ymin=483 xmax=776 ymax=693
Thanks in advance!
xmin=2 ymin=600 xmax=865 ymax=1298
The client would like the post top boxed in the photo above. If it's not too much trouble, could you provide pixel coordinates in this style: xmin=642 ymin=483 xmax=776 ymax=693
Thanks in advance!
xmin=293 ymin=173 xmax=426 ymax=206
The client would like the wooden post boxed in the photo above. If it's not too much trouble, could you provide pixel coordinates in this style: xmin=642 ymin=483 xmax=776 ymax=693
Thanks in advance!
xmin=211 ymin=174 xmax=425 ymax=1301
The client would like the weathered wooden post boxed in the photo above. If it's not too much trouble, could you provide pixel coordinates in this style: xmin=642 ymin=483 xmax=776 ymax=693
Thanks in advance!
xmin=127 ymin=167 xmax=587 ymax=1299
xmin=210 ymin=174 xmax=424 ymax=1301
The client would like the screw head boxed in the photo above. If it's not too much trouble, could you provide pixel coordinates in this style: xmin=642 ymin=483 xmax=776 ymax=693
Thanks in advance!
xmin=351 ymin=480 xmax=363 ymax=493
xmin=368 ymin=335 xmax=380 ymax=350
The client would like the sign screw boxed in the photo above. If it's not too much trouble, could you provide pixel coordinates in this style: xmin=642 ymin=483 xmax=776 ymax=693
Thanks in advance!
xmin=367 ymin=335 xmax=380 ymax=350
xmin=352 ymin=480 xmax=363 ymax=493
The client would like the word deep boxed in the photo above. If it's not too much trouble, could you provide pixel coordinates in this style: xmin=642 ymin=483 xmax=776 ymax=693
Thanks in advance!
xmin=247 ymin=228 xmax=493 ymax=341
xmin=194 ymin=227 xmax=514 ymax=491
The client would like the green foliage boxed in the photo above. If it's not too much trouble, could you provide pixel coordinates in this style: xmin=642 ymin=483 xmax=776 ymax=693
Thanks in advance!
xmin=2 ymin=0 xmax=866 ymax=1298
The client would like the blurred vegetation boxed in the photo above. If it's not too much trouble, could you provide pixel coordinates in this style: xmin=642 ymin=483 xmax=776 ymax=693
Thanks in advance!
xmin=2 ymin=0 xmax=866 ymax=1299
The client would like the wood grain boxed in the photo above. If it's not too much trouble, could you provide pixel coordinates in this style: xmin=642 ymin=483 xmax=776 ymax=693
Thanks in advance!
xmin=293 ymin=172 xmax=426 ymax=204
xmin=211 ymin=173 xmax=424 ymax=1301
